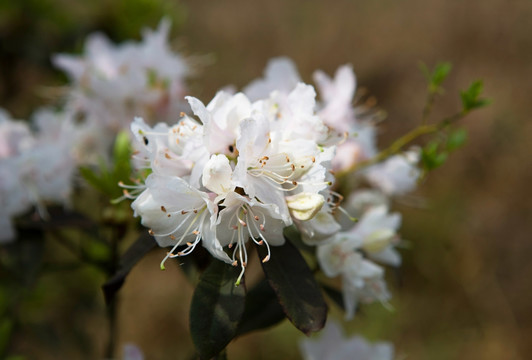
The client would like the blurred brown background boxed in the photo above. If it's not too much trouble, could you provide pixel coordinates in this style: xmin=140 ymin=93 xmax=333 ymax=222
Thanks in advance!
xmin=1 ymin=0 xmax=531 ymax=359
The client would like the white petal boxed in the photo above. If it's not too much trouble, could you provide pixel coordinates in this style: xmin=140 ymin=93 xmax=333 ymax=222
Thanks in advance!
xmin=285 ymin=192 xmax=324 ymax=221
xmin=202 ymin=154 xmax=234 ymax=195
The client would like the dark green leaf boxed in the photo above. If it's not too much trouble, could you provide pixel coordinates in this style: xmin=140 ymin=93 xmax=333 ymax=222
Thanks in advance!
xmin=236 ymin=278 xmax=286 ymax=336
xmin=190 ymin=259 xmax=246 ymax=360
xmin=102 ymin=231 xmax=156 ymax=304
xmin=257 ymin=238 xmax=327 ymax=335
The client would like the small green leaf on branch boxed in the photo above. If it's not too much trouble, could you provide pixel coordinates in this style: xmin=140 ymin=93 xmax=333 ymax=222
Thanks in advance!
xmin=420 ymin=62 xmax=452 ymax=94
xmin=461 ymin=80 xmax=491 ymax=112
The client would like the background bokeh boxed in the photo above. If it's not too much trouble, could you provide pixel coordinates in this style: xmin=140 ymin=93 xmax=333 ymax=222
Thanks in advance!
xmin=1 ymin=0 xmax=531 ymax=359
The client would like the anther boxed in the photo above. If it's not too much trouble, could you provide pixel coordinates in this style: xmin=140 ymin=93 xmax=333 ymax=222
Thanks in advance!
xmin=148 ymin=229 xmax=154 ymax=235
xmin=262 ymin=255 xmax=270 ymax=263
xmin=161 ymin=206 xmax=167 ymax=212
xmin=192 ymin=230 xmax=199 ymax=235
xmin=165 ymin=153 xmax=172 ymax=159
xmin=169 ymin=235 xmax=176 ymax=240
xmin=254 ymin=215 xmax=259 ymax=221
xmin=232 ymin=260 xmax=238 ymax=266
xmin=180 ymin=112 xmax=185 ymax=117
xmin=259 ymin=224 xmax=265 ymax=231
xmin=181 ymin=210 xmax=188 ymax=214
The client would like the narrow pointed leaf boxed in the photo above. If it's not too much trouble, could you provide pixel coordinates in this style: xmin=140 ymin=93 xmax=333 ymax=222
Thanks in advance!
xmin=257 ymin=238 xmax=327 ymax=335
xmin=236 ymin=278 xmax=286 ymax=336
xmin=102 ymin=231 xmax=156 ymax=304
xmin=190 ymin=260 xmax=246 ymax=360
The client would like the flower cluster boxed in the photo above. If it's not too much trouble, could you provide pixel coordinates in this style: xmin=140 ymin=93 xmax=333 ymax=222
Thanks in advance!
xmin=246 ymin=58 xmax=420 ymax=318
xmin=54 ymin=19 xmax=190 ymax=162
xmin=1 ymin=21 xmax=189 ymax=243
xmin=0 ymin=108 xmax=76 ymax=242
xmin=129 ymin=57 xmax=421 ymax=313
xmin=129 ymin=79 xmax=339 ymax=284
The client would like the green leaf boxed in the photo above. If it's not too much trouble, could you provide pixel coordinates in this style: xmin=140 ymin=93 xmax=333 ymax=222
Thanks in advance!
xmin=113 ymin=131 xmax=132 ymax=183
xmin=190 ymin=259 xmax=246 ymax=360
xmin=257 ymin=238 xmax=327 ymax=335
xmin=420 ymin=62 xmax=452 ymax=94
xmin=102 ymin=231 xmax=156 ymax=304
xmin=421 ymin=141 xmax=448 ymax=171
xmin=236 ymin=278 xmax=286 ymax=336
xmin=446 ymin=129 xmax=468 ymax=151
xmin=80 ymin=132 xmax=134 ymax=198
xmin=461 ymin=80 xmax=491 ymax=112
xmin=79 ymin=166 xmax=109 ymax=195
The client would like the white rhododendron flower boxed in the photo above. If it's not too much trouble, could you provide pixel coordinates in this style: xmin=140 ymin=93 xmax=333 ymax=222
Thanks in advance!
xmin=129 ymin=82 xmax=338 ymax=279
xmin=244 ymin=57 xmax=301 ymax=101
xmin=122 ymin=343 xmax=144 ymax=360
xmin=54 ymin=19 xmax=190 ymax=162
xmin=317 ymin=204 xmax=401 ymax=318
xmin=128 ymin=56 xmax=420 ymax=307
xmin=299 ymin=320 xmax=394 ymax=360
xmin=365 ymin=148 xmax=421 ymax=196
xmin=0 ymin=108 xmax=77 ymax=243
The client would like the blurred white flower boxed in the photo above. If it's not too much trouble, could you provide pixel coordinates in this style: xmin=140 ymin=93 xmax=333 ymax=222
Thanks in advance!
xmin=54 ymin=19 xmax=190 ymax=162
xmin=317 ymin=205 xmax=400 ymax=318
xmin=0 ymin=108 xmax=77 ymax=242
xmin=299 ymin=320 xmax=394 ymax=360
xmin=365 ymin=149 xmax=421 ymax=196
xmin=244 ymin=56 xmax=301 ymax=101
xmin=122 ymin=343 xmax=144 ymax=360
